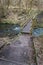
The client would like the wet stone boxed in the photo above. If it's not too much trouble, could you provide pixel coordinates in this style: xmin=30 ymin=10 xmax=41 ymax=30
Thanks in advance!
xmin=32 ymin=28 xmax=43 ymax=37
xmin=22 ymin=20 xmax=32 ymax=33
xmin=0 ymin=23 xmax=21 ymax=37
xmin=0 ymin=60 xmax=28 ymax=65
xmin=0 ymin=34 xmax=36 ymax=65
xmin=0 ymin=42 xmax=29 ymax=64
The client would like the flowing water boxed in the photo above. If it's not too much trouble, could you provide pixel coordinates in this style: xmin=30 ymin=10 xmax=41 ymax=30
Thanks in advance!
xmin=32 ymin=28 xmax=43 ymax=37
xmin=0 ymin=23 xmax=21 ymax=37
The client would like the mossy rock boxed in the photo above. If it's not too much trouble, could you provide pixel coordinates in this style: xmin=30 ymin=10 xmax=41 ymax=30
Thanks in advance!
xmin=0 ymin=23 xmax=21 ymax=37
xmin=32 ymin=11 xmax=43 ymax=28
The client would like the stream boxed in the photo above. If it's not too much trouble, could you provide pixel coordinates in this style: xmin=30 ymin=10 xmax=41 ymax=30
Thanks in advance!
xmin=0 ymin=23 xmax=21 ymax=37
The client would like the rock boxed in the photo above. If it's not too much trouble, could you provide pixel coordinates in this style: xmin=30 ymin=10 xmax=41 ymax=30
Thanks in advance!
xmin=21 ymin=20 xmax=32 ymax=33
xmin=0 ymin=23 xmax=21 ymax=37
xmin=32 ymin=28 xmax=43 ymax=37
xmin=0 ymin=34 xmax=36 ymax=65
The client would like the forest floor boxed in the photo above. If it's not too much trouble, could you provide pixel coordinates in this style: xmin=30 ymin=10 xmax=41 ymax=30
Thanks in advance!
xmin=0 ymin=8 xmax=43 ymax=65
